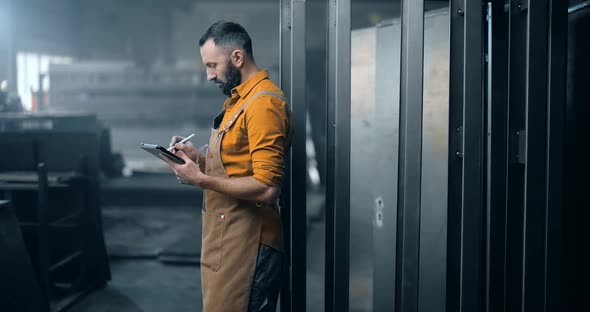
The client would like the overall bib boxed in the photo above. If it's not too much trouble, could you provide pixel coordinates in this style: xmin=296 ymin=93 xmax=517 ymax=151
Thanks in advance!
xmin=201 ymin=91 xmax=286 ymax=312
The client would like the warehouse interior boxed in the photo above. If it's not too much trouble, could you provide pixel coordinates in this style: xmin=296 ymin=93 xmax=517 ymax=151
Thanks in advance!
xmin=0 ymin=0 xmax=588 ymax=311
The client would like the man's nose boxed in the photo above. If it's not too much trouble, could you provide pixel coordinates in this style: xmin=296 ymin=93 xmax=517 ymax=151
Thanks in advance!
xmin=206 ymin=70 xmax=216 ymax=81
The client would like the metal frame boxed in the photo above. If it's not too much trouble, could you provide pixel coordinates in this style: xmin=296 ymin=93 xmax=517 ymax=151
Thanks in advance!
xmin=504 ymin=1 xmax=527 ymax=309
xmin=279 ymin=1 xmax=307 ymax=311
xmin=521 ymin=1 xmax=550 ymax=310
xmin=280 ymin=1 xmax=569 ymax=311
xmin=485 ymin=1 xmax=567 ymax=311
xmin=37 ymin=163 xmax=50 ymax=311
xmin=372 ymin=19 xmax=401 ymax=312
xmin=568 ymin=1 xmax=590 ymax=14
xmin=544 ymin=0 xmax=566 ymax=310
xmin=325 ymin=0 xmax=351 ymax=311
xmin=447 ymin=0 xmax=485 ymax=312
xmin=0 ymin=0 xmax=16 ymax=84
xmin=486 ymin=1 xmax=509 ymax=311
xmin=418 ymin=7 xmax=450 ymax=312
xmin=395 ymin=1 xmax=424 ymax=312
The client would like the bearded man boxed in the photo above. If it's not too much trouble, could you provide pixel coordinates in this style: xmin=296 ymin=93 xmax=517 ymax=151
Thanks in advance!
xmin=167 ymin=21 xmax=291 ymax=312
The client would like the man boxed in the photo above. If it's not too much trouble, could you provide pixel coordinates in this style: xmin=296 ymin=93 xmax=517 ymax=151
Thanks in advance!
xmin=166 ymin=21 xmax=290 ymax=312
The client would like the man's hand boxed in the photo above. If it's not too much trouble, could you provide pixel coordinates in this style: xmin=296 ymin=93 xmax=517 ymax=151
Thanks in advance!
xmin=167 ymin=150 xmax=206 ymax=186
xmin=169 ymin=135 xmax=205 ymax=173
xmin=166 ymin=143 xmax=279 ymax=204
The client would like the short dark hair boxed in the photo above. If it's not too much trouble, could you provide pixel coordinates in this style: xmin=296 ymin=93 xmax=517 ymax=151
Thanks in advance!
xmin=199 ymin=21 xmax=253 ymax=59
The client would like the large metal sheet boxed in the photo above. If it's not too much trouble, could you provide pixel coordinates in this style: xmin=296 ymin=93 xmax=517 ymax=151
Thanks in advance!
xmin=373 ymin=20 xmax=401 ymax=312
xmin=349 ymin=25 xmax=378 ymax=312
xmin=564 ymin=5 xmax=589 ymax=311
xmin=418 ymin=8 xmax=449 ymax=312
xmin=325 ymin=0 xmax=351 ymax=311
xmin=279 ymin=1 xmax=308 ymax=311
xmin=349 ymin=7 xmax=450 ymax=312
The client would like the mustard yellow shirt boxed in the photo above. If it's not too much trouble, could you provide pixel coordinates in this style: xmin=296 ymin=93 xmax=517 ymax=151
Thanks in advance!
xmin=215 ymin=70 xmax=290 ymax=187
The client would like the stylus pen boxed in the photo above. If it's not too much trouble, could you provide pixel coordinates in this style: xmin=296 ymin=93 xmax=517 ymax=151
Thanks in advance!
xmin=167 ymin=133 xmax=195 ymax=151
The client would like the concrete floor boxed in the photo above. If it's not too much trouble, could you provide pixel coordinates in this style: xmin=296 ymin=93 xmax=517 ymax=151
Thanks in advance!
xmin=68 ymin=203 xmax=204 ymax=312
xmin=65 ymin=176 xmax=326 ymax=312
xmin=69 ymin=259 xmax=202 ymax=312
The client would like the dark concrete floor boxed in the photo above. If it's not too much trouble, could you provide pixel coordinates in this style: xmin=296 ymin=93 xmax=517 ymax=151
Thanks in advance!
xmin=69 ymin=259 xmax=202 ymax=312
xmin=68 ymin=204 xmax=203 ymax=312
xmin=65 ymin=176 xmax=326 ymax=312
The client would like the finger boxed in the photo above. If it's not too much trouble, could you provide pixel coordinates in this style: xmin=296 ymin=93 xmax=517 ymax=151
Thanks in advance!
xmin=176 ymin=150 xmax=192 ymax=162
xmin=174 ymin=142 xmax=186 ymax=150
xmin=169 ymin=136 xmax=185 ymax=147
xmin=175 ymin=141 xmax=195 ymax=151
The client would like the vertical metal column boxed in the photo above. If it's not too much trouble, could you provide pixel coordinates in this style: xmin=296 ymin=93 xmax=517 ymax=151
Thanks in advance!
xmin=487 ymin=1 xmax=509 ymax=311
xmin=521 ymin=1 xmax=549 ymax=311
xmin=37 ymin=163 xmax=50 ymax=310
xmin=487 ymin=1 xmax=567 ymax=310
xmin=0 ymin=0 xmax=15 ymax=83
xmin=505 ymin=0 xmax=527 ymax=309
xmin=325 ymin=0 xmax=350 ymax=311
xmin=418 ymin=8 xmax=450 ymax=312
xmin=448 ymin=0 xmax=485 ymax=311
xmin=372 ymin=20 xmax=401 ymax=312
xmin=395 ymin=1 xmax=424 ymax=312
xmin=544 ymin=0 xmax=567 ymax=311
xmin=279 ymin=1 xmax=307 ymax=311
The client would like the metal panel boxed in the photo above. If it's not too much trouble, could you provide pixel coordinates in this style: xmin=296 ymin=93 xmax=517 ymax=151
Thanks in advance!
xmin=564 ymin=3 xmax=589 ymax=312
xmin=395 ymin=1 xmax=424 ymax=312
xmin=448 ymin=0 xmax=485 ymax=311
xmin=348 ymin=18 xmax=402 ymax=311
xmin=372 ymin=20 xmax=401 ymax=312
xmin=0 ymin=0 xmax=16 ymax=85
xmin=522 ymin=1 xmax=549 ymax=311
xmin=418 ymin=8 xmax=449 ymax=312
xmin=487 ymin=1 xmax=509 ymax=311
xmin=460 ymin=1 xmax=485 ymax=311
xmin=279 ymin=1 xmax=307 ymax=311
xmin=304 ymin=1 xmax=328 ymax=311
xmin=446 ymin=1 xmax=465 ymax=310
xmin=505 ymin=1 xmax=527 ymax=309
xmin=350 ymin=25 xmax=377 ymax=312
xmin=545 ymin=0 xmax=567 ymax=311
xmin=0 ymin=200 xmax=46 ymax=312
xmin=325 ymin=0 xmax=351 ymax=311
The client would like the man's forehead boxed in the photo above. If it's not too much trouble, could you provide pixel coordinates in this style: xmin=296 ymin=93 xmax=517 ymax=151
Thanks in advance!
xmin=200 ymin=40 xmax=226 ymax=59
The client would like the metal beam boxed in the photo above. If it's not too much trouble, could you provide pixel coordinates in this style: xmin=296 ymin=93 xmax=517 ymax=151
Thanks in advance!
xmin=279 ymin=1 xmax=307 ymax=311
xmin=545 ymin=0 xmax=567 ymax=310
xmin=325 ymin=0 xmax=351 ymax=311
xmin=395 ymin=1 xmax=424 ymax=312
xmin=522 ymin=1 xmax=549 ymax=311
xmin=461 ymin=0 xmax=485 ymax=311
xmin=505 ymin=1 xmax=528 ymax=309
xmin=486 ymin=1 xmax=509 ymax=311
xmin=448 ymin=0 xmax=485 ymax=311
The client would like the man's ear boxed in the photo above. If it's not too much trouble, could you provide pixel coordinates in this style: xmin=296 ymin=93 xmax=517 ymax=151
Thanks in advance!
xmin=230 ymin=49 xmax=245 ymax=68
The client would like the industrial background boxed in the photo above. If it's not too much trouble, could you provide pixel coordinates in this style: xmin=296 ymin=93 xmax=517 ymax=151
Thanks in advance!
xmin=0 ymin=0 xmax=587 ymax=311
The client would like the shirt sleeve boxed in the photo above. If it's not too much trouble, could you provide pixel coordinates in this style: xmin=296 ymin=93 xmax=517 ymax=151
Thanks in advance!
xmin=245 ymin=95 xmax=290 ymax=187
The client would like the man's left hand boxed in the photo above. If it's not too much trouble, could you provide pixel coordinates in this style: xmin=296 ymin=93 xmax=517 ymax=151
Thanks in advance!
xmin=167 ymin=150 xmax=205 ymax=187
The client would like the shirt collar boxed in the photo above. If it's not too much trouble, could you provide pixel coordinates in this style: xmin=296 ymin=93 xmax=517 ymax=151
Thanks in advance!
xmin=232 ymin=69 xmax=269 ymax=100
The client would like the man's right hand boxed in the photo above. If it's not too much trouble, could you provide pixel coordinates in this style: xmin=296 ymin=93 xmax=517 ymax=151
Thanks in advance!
xmin=169 ymin=136 xmax=205 ymax=173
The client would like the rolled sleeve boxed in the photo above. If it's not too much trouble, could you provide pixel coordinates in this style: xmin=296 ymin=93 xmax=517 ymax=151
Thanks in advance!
xmin=245 ymin=96 xmax=290 ymax=187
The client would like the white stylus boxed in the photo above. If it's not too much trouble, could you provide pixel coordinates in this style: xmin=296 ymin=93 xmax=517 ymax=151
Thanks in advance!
xmin=167 ymin=133 xmax=195 ymax=151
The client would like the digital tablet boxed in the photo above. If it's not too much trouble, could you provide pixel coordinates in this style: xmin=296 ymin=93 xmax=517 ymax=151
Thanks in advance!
xmin=140 ymin=143 xmax=185 ymax=164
